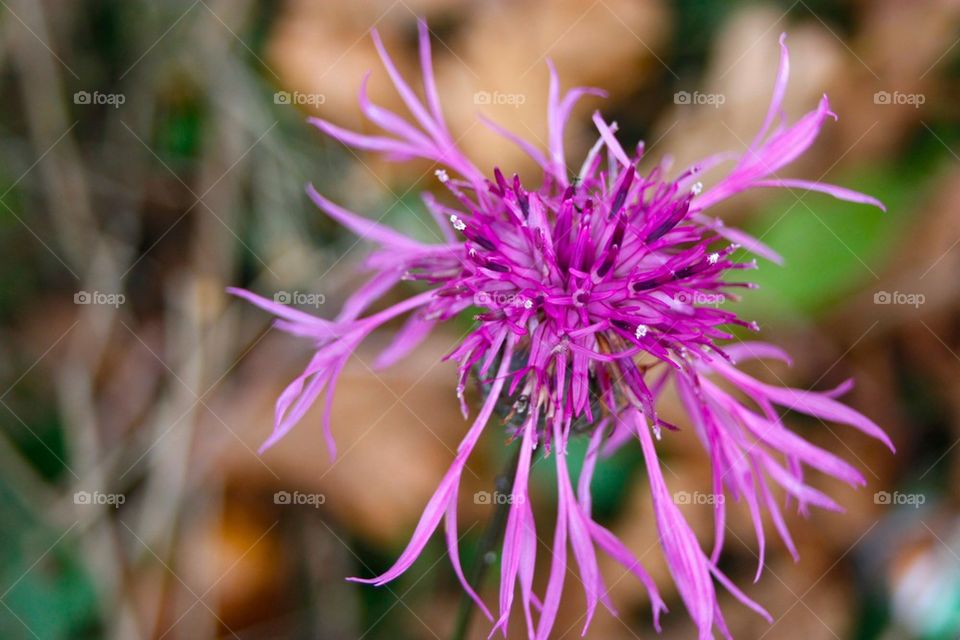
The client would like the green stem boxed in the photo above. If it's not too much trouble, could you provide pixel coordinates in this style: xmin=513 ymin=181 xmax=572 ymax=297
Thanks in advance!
xmin=450 ymin=445 xmax=522 ymax=640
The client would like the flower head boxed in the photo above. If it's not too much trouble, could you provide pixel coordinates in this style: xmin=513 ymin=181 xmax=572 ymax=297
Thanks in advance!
xmin=231 ymin=21 xmax=892 ymax=639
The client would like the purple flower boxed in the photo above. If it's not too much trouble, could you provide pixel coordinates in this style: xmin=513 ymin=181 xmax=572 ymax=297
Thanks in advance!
xmin=231 ymin=21 xmax=893 ymax=639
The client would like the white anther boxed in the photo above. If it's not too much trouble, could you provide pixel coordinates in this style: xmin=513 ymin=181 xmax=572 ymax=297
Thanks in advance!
xmin=635 ymin=324 xmax=649 ymax=339
xmin=449 ymin=214 xmax=466 ymax=231
xmin=691 ymin=181 xmax=703 ymax=195
xmin=708 ymin=252 xmax=719 ymax=264
xmin=435 ymin=169 xmax=449 ymax=183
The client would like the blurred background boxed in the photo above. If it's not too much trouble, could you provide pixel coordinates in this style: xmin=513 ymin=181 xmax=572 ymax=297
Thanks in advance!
xmin=1 ymin=0 xmax=959 ymax=638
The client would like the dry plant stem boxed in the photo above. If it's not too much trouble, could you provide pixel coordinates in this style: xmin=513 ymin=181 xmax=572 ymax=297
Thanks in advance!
xmin=451 ymin=444 xmax=522 ymax=640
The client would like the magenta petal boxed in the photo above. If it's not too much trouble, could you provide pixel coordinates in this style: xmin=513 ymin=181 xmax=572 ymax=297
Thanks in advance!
xmin=589 ymin=522 xmax=667 ymax=630
xmin=752 ymin=178 xmax=886 ymax=211
xmin=373 ymin=313 xmax=438 ymax=370
xmin=750 ymin=33 xmax=790 ymax=149
xmin=559 ymin=451 xmax=600 ymax=633
xmin=357 ymin=72 xmax=435 ymax=150
xmin=722 ymin=341 xmax=793 ymax=366
xmin=306 ymin=184 xmax=427 ymax=251
xmin=445 ymin=489 xmax=494 ymax=621
xmin=494 ymin=416 xmax=537 ymax=635
xmin=534 ymin=446 xmax=569 ymax=639
xmin=349 ymin=339 xmax=515 ymax=586
xmin=714 ymin=359 xmax=894 ymax=451
xmin=591 ymin=111 xmax=631 ymax=168
xmin=417 ymin=19 xmax=449 ymax=138
xmin=634 ymin=410 xmax=717 ymax=638
xmin=370 ymin=27 xmax=445 ymax=146
xmin=336 ymin=269 xmax=403 ymax=323
xmin=692 ymin=213 xmax=784 ymax=264
xmin=227 ymin=287 xmax=335 ymax=334
xmin=480 ymin=115 xmax=550 ymax=171
xmin=518 ymin=501 xmax=538 ymax=639
xmin=307 ymin=116 xmax=426 ymax=158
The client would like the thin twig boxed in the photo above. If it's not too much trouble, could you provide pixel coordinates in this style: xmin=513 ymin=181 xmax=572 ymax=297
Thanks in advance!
xmin=450 ymin=444 xmax=522 ymax=640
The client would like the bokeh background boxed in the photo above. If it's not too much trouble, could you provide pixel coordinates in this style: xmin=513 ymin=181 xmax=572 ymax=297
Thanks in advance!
xmin=1 ymin=0 xmax=959 ymax=638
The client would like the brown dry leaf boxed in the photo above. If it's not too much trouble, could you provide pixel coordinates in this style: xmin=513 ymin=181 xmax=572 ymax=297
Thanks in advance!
xmin=176 ymin=496 xmax=286 ymax=633
xmin=266 ymin=0 xmax=669 ymax=188
xmin=834 ymin=0 xmax=960 ymax=160
xmin=657 ymin=7 xmax=845 ymax=222
xmin=445 ymin=0 xmax=670 ymax=175
xmin=211 ymin=329 xmax=481 ymax=544
xmin=842 ymin=167 xmax=960 ymax=328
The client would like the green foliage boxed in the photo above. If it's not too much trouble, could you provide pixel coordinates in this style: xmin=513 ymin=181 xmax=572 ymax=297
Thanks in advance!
xmin=0 ymin=483 xmax=100 ymax=639
xmin=730 ymin=167 xmax=920 ymax=324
